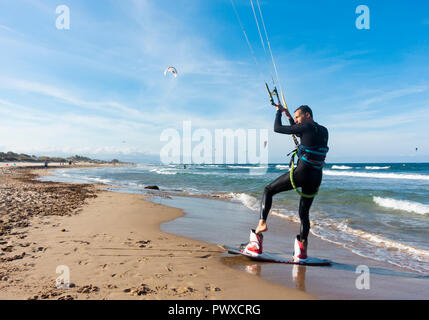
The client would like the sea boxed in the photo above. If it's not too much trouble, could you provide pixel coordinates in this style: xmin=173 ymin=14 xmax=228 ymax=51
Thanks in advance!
xmin=39 ymin=162 xmax=429 ymax=275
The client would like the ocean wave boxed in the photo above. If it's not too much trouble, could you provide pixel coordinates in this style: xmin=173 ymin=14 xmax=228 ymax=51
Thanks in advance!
xmin=227 ymin=165 xmax=254 ymax=169
xmin=135 ymin=164 xmax=158 ymax=170
xmin=85 ymin=177 xmax=113 ymax=184
xmin=149 ymin=168 xmax=178 ymax=175
xmin=199 ymin=188 xmax=429 ymax=273
xmin=47 ymin=173 xmax=113 ymax=185
xmin=225 ymin=192 xmax=260 ymax=211
xmin=373 ymin=197 xmax=429 ymax=215
xmin=270 ymin=209 xmax=300 ymax=223
xmin=275 ymin=165 xmax=290 ymax=170
xmin=365 ymin=166 xmax=391 ymax=170
xmin=331 ymin=165 xmax=353 ymax=170
xmin=324 ymin=170 xmax=429 ymax=181
xmin=311 ymin=218 xmax=429 ymax=274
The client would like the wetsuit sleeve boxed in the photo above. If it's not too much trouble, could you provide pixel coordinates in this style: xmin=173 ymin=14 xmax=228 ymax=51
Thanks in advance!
xmin=274 ymin=110 xmax=307 ymax=135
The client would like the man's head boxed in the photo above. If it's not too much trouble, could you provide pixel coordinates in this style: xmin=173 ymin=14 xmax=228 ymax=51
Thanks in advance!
xmin=294 ymin=105 xmax=313 ymax=124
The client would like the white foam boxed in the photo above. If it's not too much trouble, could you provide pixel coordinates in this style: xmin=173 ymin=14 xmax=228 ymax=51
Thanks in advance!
xmin=270 ymin=209 xmax=300 ymax=223
xmin=275 ymin=165 xmax=290 ymax=170
xmin=311 ymin=218 xmax=429 ymax=273
xmin=227 ymin=192 xmax=260 ymax=211
xmin=331 ymin=165 xmax=353 ymax=170
xmin=227 ymin=165 xmax=256 ymax=169
xmin=149 ymin=168 xmax=177 ymax=175
xmin=365 ymin=166 xmax=391 ymax=170
xmin=324 ymin=170 xmax=429 ymax=181
xmin=373 ymin=197 xmax=429 ymax=215
xmin=74 ymin=176 xmax=113 ymax=184
xmin=338 ymin=222 xmax=429 ymax=257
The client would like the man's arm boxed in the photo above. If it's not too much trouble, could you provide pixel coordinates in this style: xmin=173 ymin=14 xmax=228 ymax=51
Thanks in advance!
xmin=274 ymin=110 xmax=307 ymax=135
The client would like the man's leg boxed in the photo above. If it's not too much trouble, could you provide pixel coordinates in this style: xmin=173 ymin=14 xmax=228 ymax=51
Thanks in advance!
xmin=298 ymin=196 xmax=314 ymax=241
xmin=255 ymin=172 xmax=294 ymax=233
xmin=293 ymin=172 xmax=322 ymax=260
xmin=298 ymin=169 xmax=322 ymax=241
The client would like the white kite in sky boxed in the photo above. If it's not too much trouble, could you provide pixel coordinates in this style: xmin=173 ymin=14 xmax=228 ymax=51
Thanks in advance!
xmin=164 ymin=66 xmax=178 ymax=78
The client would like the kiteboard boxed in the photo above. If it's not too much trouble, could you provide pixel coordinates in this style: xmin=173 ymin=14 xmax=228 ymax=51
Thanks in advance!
xmin=218 ymin=244 xmax=332 ymax=266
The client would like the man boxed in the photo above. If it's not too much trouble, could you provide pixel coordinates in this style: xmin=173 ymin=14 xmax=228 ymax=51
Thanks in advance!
xmin=243 ymin=104 xmax=329 ymax=262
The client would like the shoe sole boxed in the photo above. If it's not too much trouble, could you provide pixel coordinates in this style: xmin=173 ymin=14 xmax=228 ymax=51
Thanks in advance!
xmin=293 ymin=257 xmax=309 ymax=263
xmin=243 ymin=248 xmax=262 ymax=257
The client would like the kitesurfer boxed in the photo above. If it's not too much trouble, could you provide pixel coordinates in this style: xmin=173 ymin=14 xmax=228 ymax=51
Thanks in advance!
xmin=244 ymin=105 xmax=329 ymax=262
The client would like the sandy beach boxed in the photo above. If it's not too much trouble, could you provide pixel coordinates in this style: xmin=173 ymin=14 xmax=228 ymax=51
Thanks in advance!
xmin=0 ymin=164 xmax=312 ymax=300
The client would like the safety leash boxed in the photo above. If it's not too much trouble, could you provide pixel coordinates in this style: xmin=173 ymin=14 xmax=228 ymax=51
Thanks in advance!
xmin=288 ymin=150 xmax=318 ymax=199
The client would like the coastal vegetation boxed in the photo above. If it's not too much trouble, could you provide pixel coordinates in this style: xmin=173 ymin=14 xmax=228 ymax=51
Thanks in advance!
xmin=0 ymin=151 xmax=119 ymax=164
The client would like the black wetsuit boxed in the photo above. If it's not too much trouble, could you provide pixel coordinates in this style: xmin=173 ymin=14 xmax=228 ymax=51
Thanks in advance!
xmin=260 ymin=110 xmax=329 ymax=241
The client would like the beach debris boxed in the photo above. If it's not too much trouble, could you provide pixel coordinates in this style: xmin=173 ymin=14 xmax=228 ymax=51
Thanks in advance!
xmin=31 ymin=246 xmax=45 ymax=253
xmin=0 ymin=252 xmax=25 ymax=262
xmin=1 ymin=246 xmax=14 ymax=252
xmin=0 ymin=167 xmax=98 ymax=239
xmin=136 ymin=240 xmax=151 ymax=248
xmin=124 ymin=283 xmax=154 ymax=296
xmin=170 ymin=286 xmax=196 ymax=296
xmin=26 ymin=280 xmax=77 ymax=300
xmin=104 ymin=284 xmax=118 ymax=289
xmin=77 ymin=284 xmax=99 ymax=294
xmin=28 ymin=283 xmax=64 ymax=300
xmin=205 ymin=285 xmax=221 ymax=292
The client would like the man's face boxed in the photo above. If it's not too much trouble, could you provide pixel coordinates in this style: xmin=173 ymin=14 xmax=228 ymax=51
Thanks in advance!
xmin=294 ymin=110 xmax=308 ymax=124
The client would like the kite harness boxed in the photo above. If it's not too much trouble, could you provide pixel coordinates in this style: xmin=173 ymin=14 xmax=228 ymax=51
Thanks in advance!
xmin=287 ymin=144 xmax=329 ymax=198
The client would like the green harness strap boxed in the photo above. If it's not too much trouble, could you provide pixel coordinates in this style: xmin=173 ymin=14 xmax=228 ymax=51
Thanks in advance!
xmin=289 ymin=150 xmax=318 ymax=199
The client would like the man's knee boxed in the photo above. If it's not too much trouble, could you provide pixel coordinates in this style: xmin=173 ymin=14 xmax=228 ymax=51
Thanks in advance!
xmin=264 ymin=184 xmax=273 ymax=195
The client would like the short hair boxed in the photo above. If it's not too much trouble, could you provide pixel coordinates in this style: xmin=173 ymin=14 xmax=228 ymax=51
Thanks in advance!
xmin=295 ymin=105 xmax=313 ymax=118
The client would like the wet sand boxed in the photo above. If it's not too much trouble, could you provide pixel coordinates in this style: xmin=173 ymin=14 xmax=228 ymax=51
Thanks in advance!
xmin=157 ymin=196 xmax=429 ymax=299
xmin=0 ymin=166 xmax=312 ymax=300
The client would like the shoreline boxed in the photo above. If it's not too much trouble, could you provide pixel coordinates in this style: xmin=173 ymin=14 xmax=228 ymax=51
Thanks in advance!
xmin=155 ymin=195 xmax=429 ymax=299
xmin=35 ymin=165 xmax=429 ymax=277
xmin=2 ymin=165 xmax=428 ymax=300
xmin=0 ymin=165 xmax=313 ymax=300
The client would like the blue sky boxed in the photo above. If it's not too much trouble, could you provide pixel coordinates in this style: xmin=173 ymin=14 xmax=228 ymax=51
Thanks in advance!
xmin=0 ymin=0 xmax=428 ymax=163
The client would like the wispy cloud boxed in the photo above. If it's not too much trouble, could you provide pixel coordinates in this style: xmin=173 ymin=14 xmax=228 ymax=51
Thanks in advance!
xmin=0 ymin=24 xmax=14 ymax=33
xmin=361 ymin=86 xmax=427 ymax=108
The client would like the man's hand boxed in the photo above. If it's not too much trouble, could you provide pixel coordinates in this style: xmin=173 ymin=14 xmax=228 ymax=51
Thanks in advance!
xmin=275 ymin=103 xmax=285 ymax=112
xmin=275 ymin=104 xmax=292 ymax=119
xmin=283 ymin=108 xmax=292 ymax=119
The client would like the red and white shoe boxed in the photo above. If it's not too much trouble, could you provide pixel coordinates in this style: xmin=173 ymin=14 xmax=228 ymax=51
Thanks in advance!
xmin=243 ymin=229 xmax=263 ymax=257
xmin=293 ymin=235 xmax=308 ymax=262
